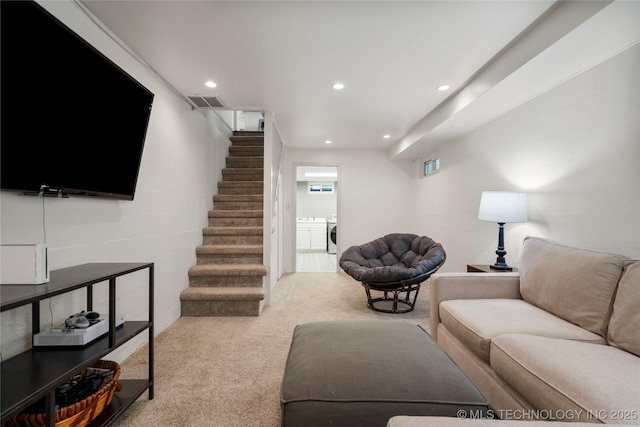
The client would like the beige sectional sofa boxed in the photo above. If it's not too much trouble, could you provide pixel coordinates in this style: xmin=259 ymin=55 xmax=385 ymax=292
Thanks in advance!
xmin=425 ymin=237 xmax=640 ymax=424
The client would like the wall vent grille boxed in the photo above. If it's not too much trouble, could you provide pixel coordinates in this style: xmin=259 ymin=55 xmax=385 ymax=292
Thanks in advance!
xmin=187 ymin=96 xmax=226 ymax=109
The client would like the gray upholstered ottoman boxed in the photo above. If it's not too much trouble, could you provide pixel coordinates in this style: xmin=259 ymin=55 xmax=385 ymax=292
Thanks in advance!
xmin=280 ymin=320 xmax=488 ymax=427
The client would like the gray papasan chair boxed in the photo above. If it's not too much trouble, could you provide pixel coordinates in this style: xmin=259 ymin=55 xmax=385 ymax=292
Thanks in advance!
xmin=339 ymin=233 xmax=446 ymax=313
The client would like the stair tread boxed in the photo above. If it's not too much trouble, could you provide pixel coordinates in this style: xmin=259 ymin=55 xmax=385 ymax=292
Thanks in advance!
xmin=203 ymin=226 xmax=262 ymax=235
xmin=229 ymin=153 xmax=263 ymax=156
xmin=230 ymin=136 xmax=264 ymax=141
xmin=189 ymin=264 xmax=268 ymax=275
xmin=196 ymin=245 xmax=263 ymax=254
xmin=230 ymin=145 xmax=263 ymax=148
xmin=218 ymin=181 xmax=263 ymax=187
xmin=230 ymin=144 xmax=264 ymax=148
xmin=208 ymin=210 xmax=263 ymax=217
xmin=213 ymin=194 xmax=263 ymax=200
xmin=181 ymin=287 xmax=265 ymax=301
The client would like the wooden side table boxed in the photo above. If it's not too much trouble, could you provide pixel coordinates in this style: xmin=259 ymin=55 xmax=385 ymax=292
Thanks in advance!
xmin=467 ymin=264 xmax=518 ymax=273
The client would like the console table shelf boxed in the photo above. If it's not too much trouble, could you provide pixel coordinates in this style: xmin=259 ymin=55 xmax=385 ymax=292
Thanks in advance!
xmin=0 ymin=263 xmax=154 ymax=427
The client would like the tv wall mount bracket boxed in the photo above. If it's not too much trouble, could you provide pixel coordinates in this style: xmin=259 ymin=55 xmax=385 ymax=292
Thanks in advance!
xmin=22 ymin=185 xmax=69 ymax=198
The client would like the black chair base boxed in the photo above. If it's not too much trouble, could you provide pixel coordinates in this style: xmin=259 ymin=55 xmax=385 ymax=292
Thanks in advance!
xmin=362 ymin=282 xmax=421 ymax=314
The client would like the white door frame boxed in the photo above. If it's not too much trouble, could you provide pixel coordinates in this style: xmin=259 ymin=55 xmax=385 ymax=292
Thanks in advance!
xmin=292 ymin=163 xmax=340 ymax=272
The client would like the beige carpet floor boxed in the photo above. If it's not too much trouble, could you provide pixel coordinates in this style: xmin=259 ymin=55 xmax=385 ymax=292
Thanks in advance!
xmin=111 ymin=272 xmax=432 ymax=427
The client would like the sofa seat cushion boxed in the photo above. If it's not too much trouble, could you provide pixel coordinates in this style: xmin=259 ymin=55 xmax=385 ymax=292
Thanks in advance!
xmin=439 ymin=299 xmax=605 ymax=363
xmin=491 ymin=334 xmax=640 ymax=424
xmin=608 ymin=259 xmax=640 ymax=356
xmin=518 ymin=237 xmax=627 ymax=337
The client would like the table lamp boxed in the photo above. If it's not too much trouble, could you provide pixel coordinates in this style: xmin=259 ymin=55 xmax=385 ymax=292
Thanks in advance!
xmin=478 ymin=191 xmax=527 ymax=270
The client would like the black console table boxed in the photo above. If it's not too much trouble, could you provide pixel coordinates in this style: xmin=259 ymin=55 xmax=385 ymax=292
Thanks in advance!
xmin=0 ymin=263 xmax=154 ymax=427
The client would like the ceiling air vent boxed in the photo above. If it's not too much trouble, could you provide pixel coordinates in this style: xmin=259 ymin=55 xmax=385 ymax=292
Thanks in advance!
xmin=187 ymin=95 xmax=226 ymax=109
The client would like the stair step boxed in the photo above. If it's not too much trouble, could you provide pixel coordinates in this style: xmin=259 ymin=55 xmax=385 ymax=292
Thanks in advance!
xmin=181 ymin=286 xmax=265 ymax=299
xmin=208 ymin=218 xmax=262 ymax=227
xmin=213 ymin=194 xmax=263 ymax=210
xmin=203 ymin=237 xmax=262 ymax=245
xmin=203 ymin=226 xmax=262 ymax=234
xmin=216 ymin=184 xmax=263 ymax=196
xmin=208 ymin=210 xmax=263 ymax=226
xmin=203 ymin=226 xmax=263 ymax=245
xmin=233 ymin=130 xmax=264 ymax=136
xmin=188 ymin=264 xmax=267 ymax=287
xmin=226 ymin=156 xmax=263 ymax=162
xmin=230 ymin=134 xmax=264 ymax=146
xmin=208 ymin=210 xmax=263 ymax=218
xmin=213 ymin=202 xmax=263 ymax=210
xmin=197 ymin=245 xmax=263 ymax=254
xmin=222 ymin=168 xmax=263 ymax=181
xmin=214 ymin=194 xmax=263 ymax=202
xmin=217 ymin=188 xmax=262 ymax=196
xmin=218 ymin=181 xmax=263 ymax=188
xmin=229 ymin=146 xmax=264 ymax=157
xmin=196 ymin=245 xmax=263 ymax=265
xmin=213 ymin=195 xmax=263 ymax=210
xmin=218 ymin=181 xmax=263 ymax=195
xmin=180 ymin=287 xmax=265 ymax=316
xmin=189 ymin=263 xmax=267 ymax=277
xmin=226 ymin=157 xmax=263 ymax=168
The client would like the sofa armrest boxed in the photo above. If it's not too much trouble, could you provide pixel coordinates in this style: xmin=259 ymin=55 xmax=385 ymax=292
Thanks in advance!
xmin=429 ymin=273 xmax=522 ymax=341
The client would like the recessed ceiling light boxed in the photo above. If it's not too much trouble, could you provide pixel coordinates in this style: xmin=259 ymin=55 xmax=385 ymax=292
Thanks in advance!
xmin=205 ymin=81 xmax=217 ymax=88
xmin=437 ymin=84 xmax=450 ymax=91
xmin=325 ymin=140 xmax=332 ymax=144
xmin=383 ymin=134 xmax=391 ymax=139
xmin=332 ymin=83 xmax=344 ymax=90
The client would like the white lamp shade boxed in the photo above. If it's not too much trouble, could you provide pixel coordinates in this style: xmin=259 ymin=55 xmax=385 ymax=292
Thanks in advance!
xmin=478 ymin=191 xmax=527 ymax=223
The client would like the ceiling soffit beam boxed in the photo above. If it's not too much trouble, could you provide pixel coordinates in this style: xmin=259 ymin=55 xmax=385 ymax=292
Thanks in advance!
xmin=388 ymin=0 xmax=613 ymax=160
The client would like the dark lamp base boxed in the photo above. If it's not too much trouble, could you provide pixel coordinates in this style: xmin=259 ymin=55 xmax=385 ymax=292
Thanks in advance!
xmin=490 ymin=263 xmax=513 ymax=271
xmin=490 ymin=222 xmax=513 ymax=271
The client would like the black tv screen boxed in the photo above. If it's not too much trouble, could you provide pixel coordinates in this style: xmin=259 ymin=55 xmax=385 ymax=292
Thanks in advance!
xmin=1 ymin=0 xmax=154 ymax=200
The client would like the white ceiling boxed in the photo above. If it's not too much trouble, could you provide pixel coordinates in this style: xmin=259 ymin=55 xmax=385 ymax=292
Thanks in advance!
xmin=79 ymin=0 xmax=639 ymax=160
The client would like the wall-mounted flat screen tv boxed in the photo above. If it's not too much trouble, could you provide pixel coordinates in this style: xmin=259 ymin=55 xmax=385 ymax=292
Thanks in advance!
xmin=1 ymin=0 xmax=154 ymax=200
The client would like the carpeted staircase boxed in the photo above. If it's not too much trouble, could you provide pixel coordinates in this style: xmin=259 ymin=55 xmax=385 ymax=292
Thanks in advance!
xmin=180 ymin=131 xmax=267 ymax=316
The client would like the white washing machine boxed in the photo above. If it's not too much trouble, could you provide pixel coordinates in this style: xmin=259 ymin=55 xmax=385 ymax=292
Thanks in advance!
xmin=327 ymin=220 xmax=337 ymax=254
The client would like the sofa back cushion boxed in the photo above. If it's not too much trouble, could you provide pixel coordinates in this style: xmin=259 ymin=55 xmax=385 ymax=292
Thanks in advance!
xmin=518 ymin=237 xmax=627 ymax=337
xmin=607 ymin=260 xmax=640 ymax=356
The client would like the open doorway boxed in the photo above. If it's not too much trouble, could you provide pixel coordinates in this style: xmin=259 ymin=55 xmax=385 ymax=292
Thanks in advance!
xmin=295 ymin=165 xmax=338 ymax=272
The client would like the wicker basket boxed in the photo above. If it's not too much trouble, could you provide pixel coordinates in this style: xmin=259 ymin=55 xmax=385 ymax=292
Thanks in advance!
xmin=8 ymin=360 xmax=122 ymax=427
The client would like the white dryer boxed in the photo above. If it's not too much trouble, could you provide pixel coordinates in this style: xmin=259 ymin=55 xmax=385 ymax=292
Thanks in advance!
xmin=327 ymin=219 xmax=337 ymax=254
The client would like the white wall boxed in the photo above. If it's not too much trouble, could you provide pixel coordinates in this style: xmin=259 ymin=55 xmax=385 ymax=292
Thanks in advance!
xmin=412 ymin=44 xmax=640 ymax=272
xmin=283 ymin=148 xmax=414 ymax=273
xmin=296 ymin=181 xmax=337 ymax=220
xmin=0 ymin=1 xmax=232 ymax=360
